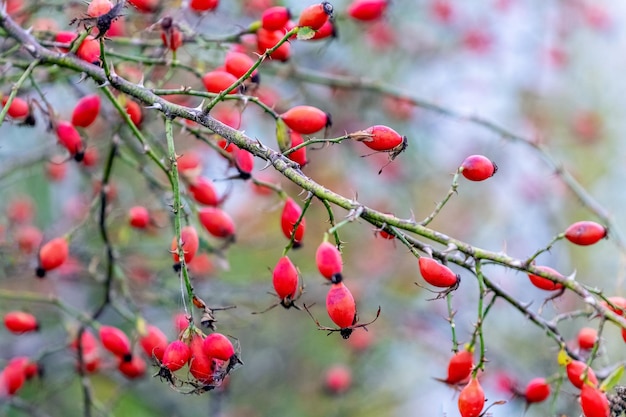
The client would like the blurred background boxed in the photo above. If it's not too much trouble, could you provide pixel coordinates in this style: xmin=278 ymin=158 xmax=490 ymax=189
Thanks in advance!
xmin=1 ymin=0 xmax=626 ymax=416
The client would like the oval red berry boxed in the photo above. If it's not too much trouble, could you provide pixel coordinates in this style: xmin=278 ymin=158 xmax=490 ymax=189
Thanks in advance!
xmin=460 ymin=155 xmax=497 ymax=181
xmin=564 ymin=221 xmax=607 ymax=246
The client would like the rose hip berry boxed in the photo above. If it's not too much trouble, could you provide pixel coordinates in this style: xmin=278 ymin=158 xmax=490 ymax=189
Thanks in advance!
xmin=351 ymin=125 xmax=407 ymax=157
xmin=347 ymin=0 xmax=388 ymax=21
xmin=460 ymin=155 xmax=497 ymax=181
xmin=71 ymin=95 xmax=101 ymax=127
xmin=189 ymin=0 xmax=218 ymax=12
xmin=326 ymin=282 xmax=356 ymax=330
xmin=139 ymin=325 xmax=168 ymax=361
xmin=298 ymin=2 xmax=334 ymax=30
xmin=564 ymin=221 xmax=607 ymax=246
xmin=528 ymin=265 xmax=563 ymax=291
xmin=287 ymin=131 xmax=308 ymax=166
xmin=56 ymin=121 xmax=85 ymax=161
xmin=458 ymin=377 xmax=485 ymax=417
xmin=99 ymin=325 xmax=132 ymax=362
xmin=202 ymin=70 xmax=239 ymax=95
xmin=524 ymin=377 xmax=551 ymax=403
xmin=198 ymin=207 xmax=236 ymax=239
xmin=162 ymin=340 xmax=191 ymax=371
xmin=445 ymin=349 xmax=473 ymax=385
xmin=128 ymin=206 xmax=150 ymax=229
xmin=324 ymin=364 xmax=352 ymax=394
xmin=188 ymin=335 xmax=215 ymax=384
xmin=202 ymin=333 xmax=235 ymax=361
xmin=261 ymin=6 xmax=291 ymax=31
xmin=160 ymin=18 xmax=183 ymax=52
xmin=4 ymin=311 xmax=39 ymax=334
xmin=87 ymin=0 xmax=113 ymax=17
xmin=188 ymin=177 xmax=219 ymax=206
xmin=171 ymin=225 xmax=200 ymax=264
xmin=280 ymin=197 xmax=306 ymax=246
xmin=273 ymin=256 xmax=299 ymax=300
xmin=1 ymin=96 xmax=29 ymax=119
xmin=224 ymin=51 xmax=258 ymax=80
xmin=280 ymin=105 xmax=331 ymax=134
xmin=418 ymin=257 xmax=459 ymax=288
xmin=118 ymin=355 xmax=146 ymax=379
xmin=315 ymin=241 xmax=343 ymax=283
xmin=577 ymin=327 xmax=598 ymax=350
xmin=566 ymin=360 xmax=598 ymax=389
xmin=36 ymin=237 xmax=69 ymax=277
xmin=256 ymin=28 xmax=292 ymax=61
xmin=580 ymin=384 xmax=610 ymax=417
xmin=122 ymin=99 xmax=142 ymax=127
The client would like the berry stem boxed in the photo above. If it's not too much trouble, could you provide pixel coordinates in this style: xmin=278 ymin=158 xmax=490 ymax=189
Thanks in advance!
xmin=320 ymin=199 xmax=342 ymax=248
xmin=446 ymin=292 xmax=458 ymax=353
xmin=165 ymin=116 xmax=196 ymax=322
xmin=523 ymin=233 xmax=566 ymax=267
xmin=282 ymin=134 xmax=350 ymax=157
xmin=420 ymin=169 xmax=460 ymax=227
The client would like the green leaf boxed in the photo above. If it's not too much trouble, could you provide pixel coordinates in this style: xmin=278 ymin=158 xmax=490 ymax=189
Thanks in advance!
xmin=276 ymin=119 xmax=291 ymax=153
xmin=600 ymin=364 xmax=624 ymax=392
xmin=297 ymin=27 xmax=316 ymax=40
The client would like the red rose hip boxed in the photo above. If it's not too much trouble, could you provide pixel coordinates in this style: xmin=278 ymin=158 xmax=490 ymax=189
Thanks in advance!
xmin=460 ymin=155 xmax=497 ymax=181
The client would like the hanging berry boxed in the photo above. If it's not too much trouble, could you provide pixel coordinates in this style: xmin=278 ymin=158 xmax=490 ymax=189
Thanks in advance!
xmin=524 ymin=378 xmax=551 ymax=403
xmin=56 ymin=121 xmax=85 ymax=161
xmin=458 ymin=377 xmax=485 ymax=417
xmin=198 ymin=207 xmax=236 ymax=239
xmin=162 ymin=340 xmax=191 ymax=371
xmin=36 ymin=237 xmax=69 ymax=277
xmin=160 ymin=17 xmax=183 ymax=52
xmin=128 ymin=206 xmax=151 ymax=229
xmin=188 ymin=177 xmax=219 ymax=206
xmin=3 ymin=311 xmax=39 ymax=334
xmin=139 ymin=325 xmax=168 ymax=361
xmin=71 ymin=95 xmax=101 ymax=128
xmin=202 ymin=333 xmax=235 ymax=361
xmin=418 ymin=257 xmax=459 ymax=288
xmin=118 ymin=356 xmax=146 ymax=379
xmin=272 ymin=256 xmax=299 ymax=300
xmin=326 ymin=282 xmax=356 ymax=329
xmin=99 ymin=326 xmax=132 ymax=362
xmin=577 ymin=327 xmax=598 ymax=350
xmin=566 ymin=360 xmax=598 ymax=389
xmin=1 ymin=96 xmax=30 ymax=120
xmin=347 ymin=0 xmax=388 ymax=21
xmin=580 ymin=384 xmax=610 ymax=417
xmin=444 ymin=349 xmax=473 ymax=385
xmin=315 ymin=241 xmax=343 ymax=283
xmin=280 ymin=197 xmax=306 ymax=246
